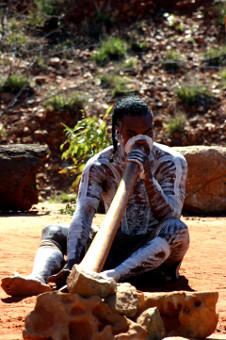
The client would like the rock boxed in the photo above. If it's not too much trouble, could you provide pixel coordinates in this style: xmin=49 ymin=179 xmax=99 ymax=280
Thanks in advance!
xmin=174 ymin=146 xmax=226 ymax=215
xmin=105 ymin=282 xmax=138 ymax=317
xmin=137 ymin=290 xmax=218 ymax=339
xmin=136 ymin=307 xmax=166 ymax=340
xmin=23 ymin=291 xmax=129 ymax=340
xmin=67 ymin=264 xmax=117 ymax=297
xmin=162 ymin=337 xmax=190 ymax=340
xmin=0 ymin=144 xmax=48 ymax=211
xmin=115 ymin=318 xmax=147 ymax=340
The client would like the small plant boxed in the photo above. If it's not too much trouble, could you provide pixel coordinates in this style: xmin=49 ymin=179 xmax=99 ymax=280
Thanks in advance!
xmin=44 ymin=93 xmax=86 ymax=114
xmin=0 ymin=126 xmax=6 ymax=138
xmin=203 ymin=47 xmax=226 ymax=66
xmin=213 ymin=0 xmax=226 ymax=25
xmin=175 ymin=85 xmax=215 ymax=106
xmin=124 ymin=57 xmax=136 ymax=68
xmin=60 ymin=107 xmax=112 ymax=191
xmin=220 ymin=68 xmax=226 ymax=87
xmin=49 ymin=192 xmax=76 ymax=204
xmin=35 ymin=0 xmax=63 ymax=16
xmin=99 ymin=74 xmax=133 ymax=97
xmin=0 ymin=75 xmax=29 ymax=94
xmin=163 ymin=113 xmax=186 ymax=137
xmin=164 ymin=13 xmax=184 ymax=33
xmin=130 ymin=38 xmax=148 ymax=53
xmin=8 ymin=33 xmax=27 ymax=46
xmin=162 ymin=49 xmax=184 ymax=71
xmin=92 ymin=37 xmax=127 ymax=64
xmin=59 ymin=203 xmax=75 ymax=215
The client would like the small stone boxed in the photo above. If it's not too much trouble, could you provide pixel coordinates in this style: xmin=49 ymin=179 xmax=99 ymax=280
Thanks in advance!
xmin=105 ymin=282 xmax=138 ymax=317
xmin=136 ymin=307 xmax=166 ymax=340
xmin=67 ymin=264 xmax=117 ymax=297
xmin=48 ymin=57 xmax=61 ymax=67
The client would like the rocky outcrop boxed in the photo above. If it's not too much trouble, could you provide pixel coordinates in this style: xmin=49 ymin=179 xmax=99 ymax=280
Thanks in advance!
xmin=23 ymin=291 xmax=147 ymax=340
xmin=0 ymin=144 xmax=48 ymax=211
xmin=174 ymin=146 xmax=226 ymax=215
xmin=23 ymin=283 xmax=218 ymax=340
xmin=137 ymin=290 xmax=218 ymax=339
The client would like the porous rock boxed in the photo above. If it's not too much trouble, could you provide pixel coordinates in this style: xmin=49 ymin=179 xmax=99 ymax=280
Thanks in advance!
xmin=137 ymin=290 xmax=218 ymax=339
xmin=67 ymin=264 xmax=117 ymax=297
xmin=105 ymin=282 xmax=138 ymax=317
xmin=23 ymin=291 xmax=147 ymax=340
xmin=174 ymin=145 xmax=226 ymax=215
xmin=162 ymin=337 xmax=190 ymax=340
xmin=136 ymin=307 xmax=166 ymax=340
xmin=23 ymin=291 xmax=128 ymax=340
xmin=0 ymin=144 xmax=48 ymax=211
xmin=115 ymin=318 xmax=147 ymax=340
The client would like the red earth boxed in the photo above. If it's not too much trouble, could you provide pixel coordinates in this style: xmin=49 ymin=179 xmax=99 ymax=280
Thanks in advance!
xmin=0 ymin=203 xmax=225 ymax=340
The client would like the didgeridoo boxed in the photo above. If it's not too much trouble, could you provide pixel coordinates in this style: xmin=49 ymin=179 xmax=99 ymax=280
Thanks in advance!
xmin=80 ymin=153 xmax=141 ymax=273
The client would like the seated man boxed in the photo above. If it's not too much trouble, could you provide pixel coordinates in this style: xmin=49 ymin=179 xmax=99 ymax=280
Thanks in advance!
xmin=1 ymin=96 xmax=189 ymax=297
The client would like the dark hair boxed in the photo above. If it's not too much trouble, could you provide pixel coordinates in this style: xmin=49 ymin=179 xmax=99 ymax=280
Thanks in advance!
xmin=111 ymin=96 xmax=154 ymax=155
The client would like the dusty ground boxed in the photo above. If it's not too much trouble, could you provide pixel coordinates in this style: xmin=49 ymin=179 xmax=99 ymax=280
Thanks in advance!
xmin=0 ymin=202 xmax=225 ymax=340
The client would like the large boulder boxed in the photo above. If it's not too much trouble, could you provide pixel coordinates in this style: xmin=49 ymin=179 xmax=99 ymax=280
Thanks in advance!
xmin=0 ymin=144 xmax=48 ymax=211
xmin=174 ymin=146 xmax=226 ymax=215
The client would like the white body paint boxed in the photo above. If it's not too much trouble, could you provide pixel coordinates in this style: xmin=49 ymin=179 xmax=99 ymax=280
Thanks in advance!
xmin=67 ymin=142 xmax=188 ymax=278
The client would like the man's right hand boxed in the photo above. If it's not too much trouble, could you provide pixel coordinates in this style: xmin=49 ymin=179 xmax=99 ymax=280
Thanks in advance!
xmin=47 ymin=267 xmax=71 ymax=290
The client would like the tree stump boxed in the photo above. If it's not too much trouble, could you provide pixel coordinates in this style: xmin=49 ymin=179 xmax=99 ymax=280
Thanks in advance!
xmin=0 ymin=144 xmax=48 ymax=211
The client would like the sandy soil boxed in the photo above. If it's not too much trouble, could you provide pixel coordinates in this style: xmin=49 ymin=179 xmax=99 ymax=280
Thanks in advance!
xmin=0 ymin=203 xmax=225 ymax=340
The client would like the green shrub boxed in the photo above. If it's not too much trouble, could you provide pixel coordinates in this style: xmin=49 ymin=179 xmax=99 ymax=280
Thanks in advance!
xmin=35 ymin=0 xmax=63 ymax=16
xmin=60 ymin=107 xmax=111 ymax=191
xmin=49 ymin=192 xmax=76 ymax=204
xmin=44 ymin=93 xmax=86 ymax=113
xmin=124 ymin=58 xmax=136 ymax=68
xmin=99 ymin=74 xmax=133 ymax=96
xmin=162 ymin=49 xmax=184 ymax=71
xmin=220 ymin=68 xmax=226 ymax=87
xmin=203 ymin=47 xmax=226 ymax=66
xmin=164 ymin=13 xmax=184 ymax=33
xmin=213 ymin=1 xmax=226 ymax=25
xmin=130 ymin=37 xmax=148 ymax=53
xmin=163 ymin=113 xmax=186 ymax=137
xmin=92 ymin=37 xmax=127 ymax=64
xmin=0 ymin=75 xmax=29 ymax=94
xmin=175 ymin=85 xmax=215 ymax=106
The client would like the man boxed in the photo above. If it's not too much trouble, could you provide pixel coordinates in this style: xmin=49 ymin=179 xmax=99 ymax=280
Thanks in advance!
xmin=1 ymin=96 xmax=189 ymax=297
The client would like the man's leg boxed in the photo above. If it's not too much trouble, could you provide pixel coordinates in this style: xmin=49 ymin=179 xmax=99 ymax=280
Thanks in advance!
xmin=1 ymin=224 xmax=69 ymax=297
xmin=102 ymin=218 xmax=189 ymax=282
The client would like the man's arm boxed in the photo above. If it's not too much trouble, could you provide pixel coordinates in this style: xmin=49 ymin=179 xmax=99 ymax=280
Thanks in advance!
xmin=143 ymin=155 xmax=187 ymax=221
xmin=66 ymin=163 xmax=104 ymax=269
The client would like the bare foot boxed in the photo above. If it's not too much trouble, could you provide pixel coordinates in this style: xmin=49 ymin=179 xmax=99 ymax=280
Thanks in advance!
xmin=1 ymin=275 xmax=51 ymax=297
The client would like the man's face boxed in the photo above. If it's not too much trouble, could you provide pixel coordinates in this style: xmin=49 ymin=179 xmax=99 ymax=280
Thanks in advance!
xmin=115 ymin=114 xmax=154 ymax=152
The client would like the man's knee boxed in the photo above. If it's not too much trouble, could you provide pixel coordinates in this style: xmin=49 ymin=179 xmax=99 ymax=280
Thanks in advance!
xmin=40 ymin=224 xmax=68 ymax=255
xmin=158 ymin=218 xmax=189 ymax=246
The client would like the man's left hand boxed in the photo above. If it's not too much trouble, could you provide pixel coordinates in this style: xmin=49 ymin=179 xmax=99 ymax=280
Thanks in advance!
xmin=126 ymin=146 xmax=151 ymax=180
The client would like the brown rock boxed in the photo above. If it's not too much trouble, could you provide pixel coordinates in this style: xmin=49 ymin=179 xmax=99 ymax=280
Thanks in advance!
xmin=23 ymin=291 xmax=129 ymax=340
xmin=67 ymin=264 xmax=117 ymax=297
xmin=0 ymin=144 xmax=48 ymax=211
xmin=162 ymin=338 xmax=190 ymax=340
xmin=105 ymin=282 xmax=138 ymax=317
xmin=137 ymin=290 xmax=218 ymax=339
xmin=136 ymin=307 xmax=166 ymax=340
xmin=115 ymin=318 xmax=147 ymax=340
xmin=174 ymin=146 xmax=226 ymax=215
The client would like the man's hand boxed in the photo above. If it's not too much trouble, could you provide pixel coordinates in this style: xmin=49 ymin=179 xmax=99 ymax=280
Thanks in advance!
xmin=126 ymin=143 xmax=151 ymax=180
xmin=47 ymin=267 xmax=71 ymax=290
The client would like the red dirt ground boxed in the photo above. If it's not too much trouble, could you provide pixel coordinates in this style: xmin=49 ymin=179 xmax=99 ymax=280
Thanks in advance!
xmin=0 ymin=203 xmax=225 ymax=340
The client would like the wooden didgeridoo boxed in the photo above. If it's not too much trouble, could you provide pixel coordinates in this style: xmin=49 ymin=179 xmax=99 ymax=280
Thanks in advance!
xmin=79 ymin=160 xmax=140 ymax=273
